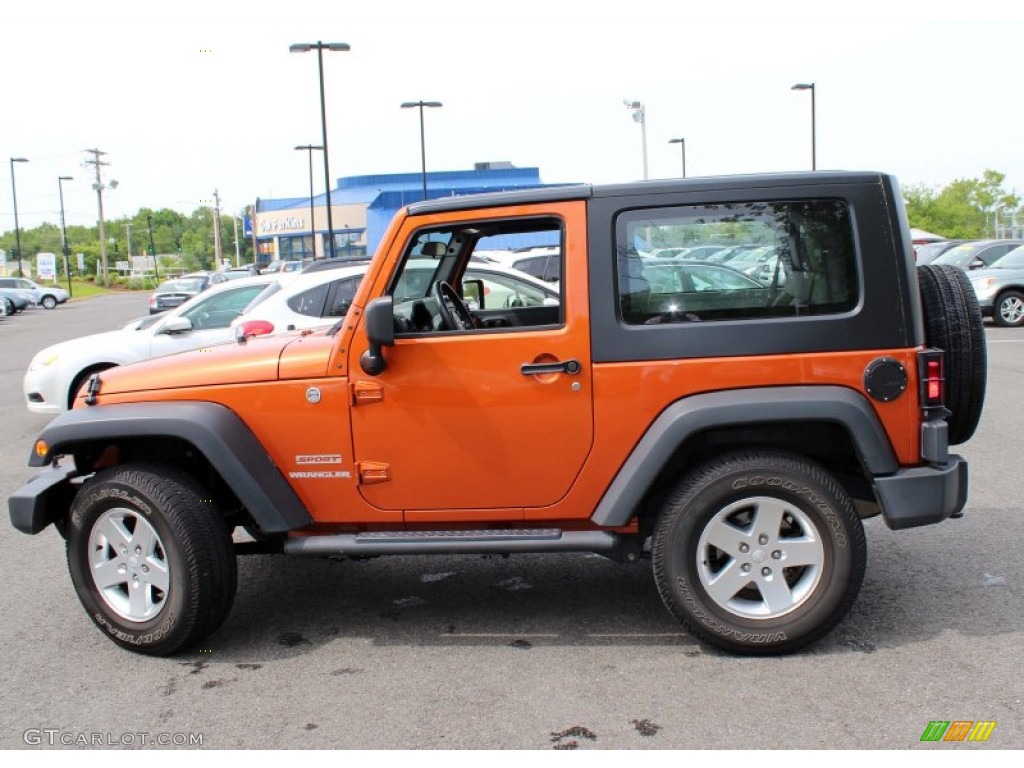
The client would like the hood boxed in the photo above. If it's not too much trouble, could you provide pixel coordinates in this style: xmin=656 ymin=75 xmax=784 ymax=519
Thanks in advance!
xmin=30 ymin=329 xmax=131 ymax=370
xmin=91 ymin=334 xmax=301 ymax=399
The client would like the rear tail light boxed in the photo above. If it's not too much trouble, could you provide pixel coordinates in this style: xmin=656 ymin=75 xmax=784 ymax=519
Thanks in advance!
xmin=918 ymin=349 xmax=945 ymax=409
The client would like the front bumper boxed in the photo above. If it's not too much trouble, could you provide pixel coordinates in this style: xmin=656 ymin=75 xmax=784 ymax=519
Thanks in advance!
xmin=23 ymin=367 xmax=65 ymax=415
xmin=8 ymin=463 xmax=79 ymax=534
xmin=873 ymin=455 xmax=968 ymax=530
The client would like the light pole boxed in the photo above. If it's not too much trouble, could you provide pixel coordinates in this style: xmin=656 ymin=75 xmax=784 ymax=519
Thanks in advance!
xmin=669 ymin=138 xmax=687 ymax=178
xmin=290 ymin=41 xmax=350 ymax=259
xmin=146 ymin=214 xmax=160 ymax=281
xmin=623 ymin=100 xmax=648 ymax=180
xmin=791 ymin=83 xmax=816 ymax=170
xmin=400 ymin=101 xmax=443 ymax=201
xmin=295 ymin=144 xmax=323 ymax=259
xmin=9 ymin=157 xmax=28 ymax=277
xmin=58 ymin=175 xmax=73 ymax=296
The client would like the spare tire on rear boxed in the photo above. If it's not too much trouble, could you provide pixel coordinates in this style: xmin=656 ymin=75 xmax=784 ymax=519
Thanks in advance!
xmin=916 ymin=264 xmax=986 ymax=445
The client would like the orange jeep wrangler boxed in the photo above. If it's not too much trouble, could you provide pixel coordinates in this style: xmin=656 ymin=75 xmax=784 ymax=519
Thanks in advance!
xmin=9 ymin=172 xmax=985 ymax=656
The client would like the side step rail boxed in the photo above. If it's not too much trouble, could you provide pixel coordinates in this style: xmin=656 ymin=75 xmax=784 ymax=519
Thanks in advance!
xmin=283 ymin=528 xmax=620 ymax=556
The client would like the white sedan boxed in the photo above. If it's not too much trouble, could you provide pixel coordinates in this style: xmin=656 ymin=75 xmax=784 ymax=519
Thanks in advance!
xmin=232 ymin=259 xmax=559 ymax=336
xmin=24 ymin=275 xmax=275 ymax=414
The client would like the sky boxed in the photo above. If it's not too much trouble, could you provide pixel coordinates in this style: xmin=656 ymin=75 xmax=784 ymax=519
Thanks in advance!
xmin=2 ymin=0 xmax=1023 ymax=238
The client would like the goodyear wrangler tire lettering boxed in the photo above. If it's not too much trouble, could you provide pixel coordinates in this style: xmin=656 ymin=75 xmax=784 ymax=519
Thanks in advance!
xmin=652 ymin=449 xmax=866 ymax=655
xmin=66 ymin=464 xmax=237 ymax=656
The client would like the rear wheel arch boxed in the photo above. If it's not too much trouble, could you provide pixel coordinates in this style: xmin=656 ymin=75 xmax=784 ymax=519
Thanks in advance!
xmin=591 ymin=387 xmax=897 ymax=529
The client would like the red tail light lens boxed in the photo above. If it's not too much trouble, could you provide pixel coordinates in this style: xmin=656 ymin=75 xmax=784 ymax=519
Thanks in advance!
xmin=919 ymin=350 xmax=944 ymax=408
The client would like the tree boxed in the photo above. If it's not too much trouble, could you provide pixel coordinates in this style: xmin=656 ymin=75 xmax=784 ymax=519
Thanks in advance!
xmin=904 ymin=170 xmax=1020 ymax=239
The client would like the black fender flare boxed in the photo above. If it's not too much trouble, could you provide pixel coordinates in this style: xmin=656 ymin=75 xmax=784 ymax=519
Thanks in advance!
xmin=28 ymin=402 xmax=311 ymax=533
xmin=591 ymin=386 xmax=899 ymax=527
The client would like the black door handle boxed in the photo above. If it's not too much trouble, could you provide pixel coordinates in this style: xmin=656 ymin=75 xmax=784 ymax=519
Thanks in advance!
xmin=520 ymin=358 xmax=582 ymax=376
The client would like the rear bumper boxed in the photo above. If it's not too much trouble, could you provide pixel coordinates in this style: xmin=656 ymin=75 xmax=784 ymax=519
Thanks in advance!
xmin=873 ymin=455 xmax=968 ymax=530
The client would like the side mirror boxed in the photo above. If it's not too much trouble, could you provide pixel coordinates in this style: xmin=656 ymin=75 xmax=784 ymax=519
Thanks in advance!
xmin=462 ymin=278 xmax=484 ymax=310
xmin=360 ymin=296 xmax=394 ymax=375
xmin=968 ymin=258 xmax=985 ymax=270
xmin=160 ymin=317 xmax=193 ymax=334
xmin=234 ymin=319 xmax=275 ymax=343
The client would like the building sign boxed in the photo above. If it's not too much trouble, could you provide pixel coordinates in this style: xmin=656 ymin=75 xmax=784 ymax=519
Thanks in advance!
xmin=258 ymin=216 xmax=305 ymax=234
xmin=36 ymin=252 xmax=57 ymax=279
xmin=132 ymin=255 xmax=156 ymax=272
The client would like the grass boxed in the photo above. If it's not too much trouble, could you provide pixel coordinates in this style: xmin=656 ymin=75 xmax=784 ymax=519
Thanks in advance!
xmin=65 ymin=278 xmax=152 ymax=300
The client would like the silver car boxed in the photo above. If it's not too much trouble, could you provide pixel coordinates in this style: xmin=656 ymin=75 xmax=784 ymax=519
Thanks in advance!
xmin=967 ymin=246 xmax=1024 ymax=327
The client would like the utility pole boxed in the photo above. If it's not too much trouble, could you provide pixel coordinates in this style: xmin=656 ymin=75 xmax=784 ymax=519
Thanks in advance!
xmin=146 ymin=214 xmax=160 ymax=282
xmin=126 ymin=222 xmax=132 ymax=259
xmin=232 ymin=215 xmax=241 ymax=267
xmin=84 ymin=148 xmax=114 ymax=286
xmin=212 ymin=188 xmax=224 ymax=268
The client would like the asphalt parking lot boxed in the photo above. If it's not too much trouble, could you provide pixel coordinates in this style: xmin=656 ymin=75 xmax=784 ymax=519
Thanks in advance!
xmin=0 ymin=294 xmax=1021 ymax=750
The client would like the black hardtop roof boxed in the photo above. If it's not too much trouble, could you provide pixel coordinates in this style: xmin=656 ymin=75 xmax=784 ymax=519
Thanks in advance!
xmin=405 ymin=171 xmax=891 ymax=215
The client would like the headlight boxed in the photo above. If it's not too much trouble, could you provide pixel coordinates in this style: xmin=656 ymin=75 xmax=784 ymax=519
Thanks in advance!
xmin=29 ymin=353 xmax=60 ymax=371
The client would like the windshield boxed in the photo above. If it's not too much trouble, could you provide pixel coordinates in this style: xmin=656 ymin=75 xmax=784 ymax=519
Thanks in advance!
xmin=992 ymin=247 xmax=1024 ymax=269
xmin=157 ymin=278 xmax=205 ymax=293
xmin=242 ymin=281 xmax=283 ymax=313
xmin=933 ymin=244 xmax=976 ymax=266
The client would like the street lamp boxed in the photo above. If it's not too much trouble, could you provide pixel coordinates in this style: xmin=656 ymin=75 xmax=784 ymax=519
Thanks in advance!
xmin=58 ymin=175 xmax=74 ymax=296
xmin=9 ymin=157 xmax=28 ymax=277
xmin=146 ymin=214 xmax=161 ymax=282
xmin=290 ymin=41 xmax=350 ymax=259
xmin=669 ymin=138 xmax=687 ymax=178
xmin=400 ymin=101 xmax=443 ymax=201
xmin=791 ymin=83 xmax=816 ymax=170
xmin=295 ymin=144 xmax=324 ymax=260
xmin=623 ymin=99 xmax=648 ymax=180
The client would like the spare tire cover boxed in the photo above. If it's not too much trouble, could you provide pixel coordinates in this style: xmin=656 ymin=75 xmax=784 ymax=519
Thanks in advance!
xmin=916 ymin=264 xmax=987 ymax=445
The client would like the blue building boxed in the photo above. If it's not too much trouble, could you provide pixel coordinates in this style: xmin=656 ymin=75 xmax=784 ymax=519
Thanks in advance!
xmin=253 ymin=163 xmax=561 ymax=264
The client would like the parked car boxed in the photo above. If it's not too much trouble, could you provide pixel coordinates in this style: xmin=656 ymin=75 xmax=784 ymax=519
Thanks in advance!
xmin=932 ymin=239 xmax=1024 ymax=270
xmin=233 ymin=259 xmax=559 ymax=336
xmin=0 ymin=277 xmax=69 ymax=309
xmin=261 ymin=260 xmax=303 ymax=275
xmin=209 ymin=265 xmax=261 ymax=284
xmin=0 ymin=288 xmax=33 ymax=315
xmin=24 ymin=275 xmax=276 ymax=413
xmin=966 ymin=246 xmax=1024 ymax=326
xmin=508 ymin=247 xmax=561 ymax=283
xmin=147 ymin=276 xmax=211 ymax=314
xmin=914 ymin=240 xmax=969 ymax=265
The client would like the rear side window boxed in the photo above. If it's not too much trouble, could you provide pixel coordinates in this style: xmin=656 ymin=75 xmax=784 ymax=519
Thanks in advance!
xmin=617 ymin=200 xmax=858 ymax=324
xmin=287 ymin=283 xmax=330 ymax=317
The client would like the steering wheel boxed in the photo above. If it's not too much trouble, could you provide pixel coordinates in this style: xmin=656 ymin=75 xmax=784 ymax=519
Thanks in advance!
xmin=433 ymin=281 xmax=475 ymax=331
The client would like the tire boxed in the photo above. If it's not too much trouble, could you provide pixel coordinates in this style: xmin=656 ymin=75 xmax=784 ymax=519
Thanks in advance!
xmin=916 ymin=264 xmax=987 ymax=445
xmin=993 ymin=289 xmax=1024 ymax=328
xmin=66 ymin=464 xmax=237 ymax=655
xmin=41 ymin=295 xmax=58 ymax=310
xmin=1 ymin=298 xmax=12 ymax=317
xmin=652 ymin=449 xmax=866 ymax=655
